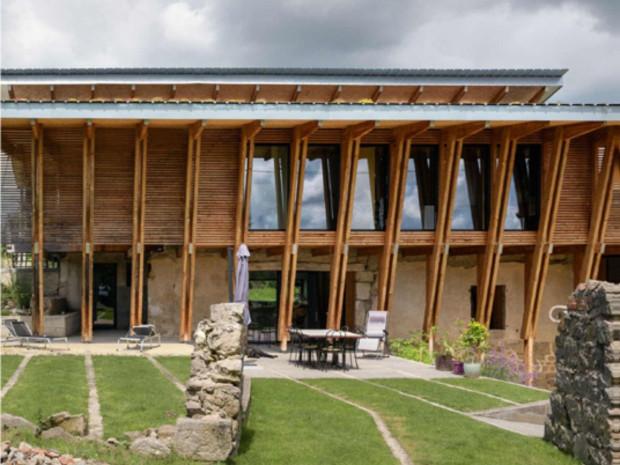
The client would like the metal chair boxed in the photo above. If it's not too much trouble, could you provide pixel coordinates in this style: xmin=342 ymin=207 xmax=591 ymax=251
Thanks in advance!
xmin=2 ymin=319 xmax=69 ymax=351
xmin=117 ymin=324 xmax=161 ymax=352
xmin=356 ymin=310 xmax=389 ymax=359
xmin=319 ymin=330 xmax=347 ymax=371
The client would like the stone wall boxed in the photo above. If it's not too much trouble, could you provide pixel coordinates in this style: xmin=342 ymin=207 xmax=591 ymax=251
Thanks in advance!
xmin=176 ymin=302 xmax=246 ymax=462
xmin=544 ymin=281 xmax=619 ymax=465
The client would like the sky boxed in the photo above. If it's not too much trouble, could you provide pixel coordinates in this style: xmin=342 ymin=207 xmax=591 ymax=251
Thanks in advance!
xmin=1 ymin=0 xmax=619 ymax=103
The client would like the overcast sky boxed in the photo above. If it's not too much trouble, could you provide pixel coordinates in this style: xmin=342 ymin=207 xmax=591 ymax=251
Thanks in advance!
xmin=1 ymin=0 xmax=619 ymax=102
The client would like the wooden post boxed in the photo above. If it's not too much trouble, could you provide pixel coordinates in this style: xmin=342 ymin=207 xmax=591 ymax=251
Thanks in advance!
xmin=180 ymin=121 xmax=206 ymax=341
xmin=477 ymin=122 xmax=549 ymax=326
xmin=278 ymin=122 xmax=319 ymax=349
xmin=377 ymin=122 xmax=433 ymax=311
xmin=81 ymin=122 xmax=95 ymax=342
xmin=423 ymin=122 xmax=488 ymax=337
xmin=327 ymin=121 xmax=376 ymax=329
xmin=31 ymin=121 xmax=44 ymax=336
xmin=521 ymin=122 xmax=604 ymax=384
xmin=130 ymin=121 xmax=148 ymax=329
xmin=580 ymin=128 xmax=620 ymax=282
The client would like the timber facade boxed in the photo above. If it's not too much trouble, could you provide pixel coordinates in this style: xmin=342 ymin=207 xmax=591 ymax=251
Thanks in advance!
xmin=1 ymin=68 xmax=619 ymax=377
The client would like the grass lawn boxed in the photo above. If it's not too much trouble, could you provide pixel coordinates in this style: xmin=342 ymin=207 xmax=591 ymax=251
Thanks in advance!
xmin=1 ymin=354 xmax=23 ymax=388
xmin=156 ymin=356 xmax=191 ymax=384
xmin=372 ymin=378 xmax=512 ymax=412
xmin=308 ymin=379 xmax=577 ymax=465
xmin=437 ymin=377 xmax=550 ymax=404
xmin=93 ymin=356 xmax=186 ymax=438
xmin=2 ymin=355 xmax=88 ymax=424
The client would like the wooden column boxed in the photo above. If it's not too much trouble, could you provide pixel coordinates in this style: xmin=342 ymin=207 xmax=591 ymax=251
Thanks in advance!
xmin=377 ymin=121 xmax=433 ymax=311
xmin=81 ymin=121 xmax=95 ymax=342
xmin=278 ymin=121 xmax=320 ymax=349
xmin=476 ymin=122 xmax=549 ymax=326
xmin=580 ymin=128 xmax=620 ymax=283
xmin=521 ymin=122 xmax=604 ymax=383
xmin=423 ymin=122 xmax=488 ymax=339
xmin=130 ymin=121 xmax=148 ymax=329
xmin=233 ymin=121 xmax=263 ymax=285
xmin=180 ymin=120 xmax=206 ymax=341
xmin=327 ymin=121 xmax=376 ymax=329
xmin=31 ymin=121 xmax=44 ymax=335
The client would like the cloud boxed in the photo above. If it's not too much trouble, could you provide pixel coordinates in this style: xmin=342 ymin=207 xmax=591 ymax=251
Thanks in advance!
xmin=1 ymin=0 xmax=618 ymax=101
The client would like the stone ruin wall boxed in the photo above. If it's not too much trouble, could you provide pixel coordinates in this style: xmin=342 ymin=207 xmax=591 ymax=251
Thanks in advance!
xmin=545 ymin=281 xmax=620 ymax=465
xmin=174 ymin=302 xmax=248 ymax=462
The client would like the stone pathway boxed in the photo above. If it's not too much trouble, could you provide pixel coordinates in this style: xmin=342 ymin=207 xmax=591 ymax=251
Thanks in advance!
xmin=147 ymin=355 xmax=186 ymax=392
xmin=84 ymin=354 xmax=104 ymax=441
xmin=1 ymin=354 xmax=32 ymax=399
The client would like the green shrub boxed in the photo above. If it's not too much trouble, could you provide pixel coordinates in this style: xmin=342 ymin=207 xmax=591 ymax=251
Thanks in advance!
xmin=2 ymin=273 xmax=31 ymax=310
xmin=390 ymin=330 xmax=434 ymax=364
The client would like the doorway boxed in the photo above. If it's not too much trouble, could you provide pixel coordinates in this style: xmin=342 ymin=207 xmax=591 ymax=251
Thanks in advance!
xmin=93 ymin=263 xmax=117 ymax=329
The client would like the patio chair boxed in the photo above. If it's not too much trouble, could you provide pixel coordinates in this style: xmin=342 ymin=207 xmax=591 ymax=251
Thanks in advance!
xmin=356 ymin=310 xmax=389 ymax=358
xmin=2 ymin=319 xmax=70 ymax=351
xmin=117 ymin=324 xmax=161 ymax=352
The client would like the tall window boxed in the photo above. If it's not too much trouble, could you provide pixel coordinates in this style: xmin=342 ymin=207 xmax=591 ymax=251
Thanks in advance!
xmin=452 ymin=145 xmax=490 ymax=230
xmin=505 ymin=145 xmax=541 ymax=231
xmin=351 ymin=145 xmax=390 ymax=231
xmin=249 ymin=145 xmax=289 ymax=230
xmin=300 ymin=145 xmax=340 ymax=230
xmin=402 ymin=145 xmax=439 ymax=230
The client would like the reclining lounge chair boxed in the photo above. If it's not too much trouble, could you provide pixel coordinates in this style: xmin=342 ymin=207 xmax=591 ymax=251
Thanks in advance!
xmin=356 ymin=310 xmax=389 ymax=358
xmin=117 ymin=324 xmax=161 ymax=352
xmin=2 ymin=319 xmax=70 ymax=351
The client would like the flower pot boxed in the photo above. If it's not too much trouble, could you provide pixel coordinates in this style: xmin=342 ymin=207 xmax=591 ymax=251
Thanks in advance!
xmin=464 ymin=362 xmax=481 ymax=378
xmin=452 ymin=360 xmax=464 ymax=375
xmin=435 ymin=354 xmax=453 ymax=371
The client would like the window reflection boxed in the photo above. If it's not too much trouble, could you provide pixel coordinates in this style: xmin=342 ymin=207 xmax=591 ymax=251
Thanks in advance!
xmin=452 ymin=145 xmax=490 ymax=230
xmin=402 ymin=145 xmax=439 ymax=230
xmin=300 ymin=145 xmax=340 ymax=230
xmin=351 ymin=145 xmax=390 ymax=231
xmin=249 ymin=145 xmax=289 ymax=230
xmin=505 ymin=145 xmax=540 ymax=230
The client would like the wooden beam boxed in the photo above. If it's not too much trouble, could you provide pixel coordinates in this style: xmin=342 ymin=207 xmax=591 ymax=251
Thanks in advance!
xmin=409 ymin=86 xmax=423 ymax=103
xmin=490 ymin=86 xmax=509 ymax=104
xmin=8 ymin=85 xmax=15 ymax=100
xmin=311 ymin=247 xmax=332 ymax=257
xmin=423 ymin=122 xmax=488 ymax=338
xmin=131 ymin=84 xmax=136 ymax=99
xmin=212 ymin=84 xmax=220 ymax=102
xmin=356 ymin=247 xmax=383 ymax=257
xmin=81 ymin=122 xmax=95 ymax=342
xmin=378 ymin=121 xmax=433 ymax=311
xmin=31 ymin=120 xmax=44 ymax=336
xmin=528 ymin=86 xmax=548 ymax=104
xmin=50 ymin=85 xmax=55 ymax=102
xmin=562 ymin=122 xmax=605 ymax=141
xmin=130 ymin=122 xmax=148 ymax=329
xmin=580 ymin=128 xmax=620 ymax=282
xmin=179 ymin=122 xmax=205 ymax=341
xmin=291 ymin=85 xmax=302 ymax=102
xmin=278 ymin=121 xmax=319 ymax=349
xmin=371 ymin=86 xmax=383 ymax=103
xmin=251 ymin=85 xmax=260 ymax=102
xmin=266 ymin=247 xmax=283 ymax=257
xmin=330 ymin=85 xmax=342 ymax=103
xmin=90 ymin=85 xmax=96 ymax=100
xmin=170 ymin=84 xmax=177 ymax=100
xmin=451 ymin=86 xmax=468 ymax=104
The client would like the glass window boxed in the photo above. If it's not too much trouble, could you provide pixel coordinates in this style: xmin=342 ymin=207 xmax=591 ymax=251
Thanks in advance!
xmin=401 ymin=145 xmax=439 ymax=230
xmin=505 ymin=145 xmax=541 ymax=231
xmin=452 ymin=145 xmax=490 ymax=230
xmin=300 ymin=145 xmax=340 ymax=230
xmin=249 ymin=145 xmax=289 ymax=230
xmin=351 ymin=145 xmax=390 ymax=231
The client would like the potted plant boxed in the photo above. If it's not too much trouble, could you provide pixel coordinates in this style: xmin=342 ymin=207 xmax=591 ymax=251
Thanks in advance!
xmin=433 ymin=328 xmax=457 ymax=371
xmin=458 ymin=320 xmax=489 ymax=378
xmin=451 ymin=345 xmax=465 ymax=375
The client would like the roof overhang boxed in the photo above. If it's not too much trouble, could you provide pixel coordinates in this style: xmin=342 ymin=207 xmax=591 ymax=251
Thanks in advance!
xmin=2 ymin=101 xmax=618 ymax=123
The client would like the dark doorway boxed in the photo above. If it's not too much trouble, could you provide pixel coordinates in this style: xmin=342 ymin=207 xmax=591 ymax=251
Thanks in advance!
xmin=293 ymin=271 xmax=331 ymax=329
xmin=93 ymin=263 xmax=117 ymax=329
xmin=606 ymin=256 xmax=620 ymax=283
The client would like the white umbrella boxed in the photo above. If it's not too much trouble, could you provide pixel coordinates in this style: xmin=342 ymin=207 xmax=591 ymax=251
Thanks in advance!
xmin=234 ymin=244 xmax=252 ymax=325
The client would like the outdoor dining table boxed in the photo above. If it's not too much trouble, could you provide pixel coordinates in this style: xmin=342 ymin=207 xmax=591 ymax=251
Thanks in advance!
xmin=294 ymin=329 xmax=362 ymax=369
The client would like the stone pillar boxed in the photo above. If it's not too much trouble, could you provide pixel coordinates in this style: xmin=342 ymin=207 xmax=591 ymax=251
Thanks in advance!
xmin=544 ymin=281 xmax=620 ymax=465
xmin=175 ymin=302 xmax=247 ymax=462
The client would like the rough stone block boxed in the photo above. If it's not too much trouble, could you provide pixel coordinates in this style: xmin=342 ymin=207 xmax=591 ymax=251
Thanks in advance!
xmin=356 ymin=282 xmax=371 ymax=301
xmin=174 ymin=417 xmax=233 ymax=462
xmin=130 ymin=437 xmax=171 ymax=458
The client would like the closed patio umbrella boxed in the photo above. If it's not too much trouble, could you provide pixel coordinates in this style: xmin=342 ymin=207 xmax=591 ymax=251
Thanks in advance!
xmin=234 ymin=244 xmax=252 ymax=326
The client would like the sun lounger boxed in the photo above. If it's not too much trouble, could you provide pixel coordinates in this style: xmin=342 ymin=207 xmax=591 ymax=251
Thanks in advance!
xmin=2 ymin=319 xmax=70 ymax=351
xmin=117 ymin=324 xmax=161 ymax=352
xmin=356 ymin=310 xmax=389 ymax=358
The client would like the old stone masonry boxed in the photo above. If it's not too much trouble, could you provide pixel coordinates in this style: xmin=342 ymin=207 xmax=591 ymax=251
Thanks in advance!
xmin=174 ymin=302 xmax=247 ymax=462
xmin=545 ymin=281 xmax=620 ymax=465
